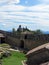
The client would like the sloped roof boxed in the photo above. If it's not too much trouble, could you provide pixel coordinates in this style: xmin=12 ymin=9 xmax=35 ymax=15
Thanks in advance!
xmin=26 ymin=43 xmax=49 ymax=56
xmin=0 ymin=33 xmax=5 ymax=37
xmin=21 ymin=30 xmax=33 ymax=34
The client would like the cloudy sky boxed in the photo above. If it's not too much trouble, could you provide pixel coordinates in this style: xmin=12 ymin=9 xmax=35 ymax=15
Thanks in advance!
xmin=0 ymin=0 xmax=49 ymax=31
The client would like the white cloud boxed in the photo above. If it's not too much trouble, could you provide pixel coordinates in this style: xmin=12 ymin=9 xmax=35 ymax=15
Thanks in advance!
xmin=0 ymin=0 xmax=7 ymax=3
xmin=0 ymin=5 xmax=26 ymax=12
xmin=29 ymin=4 xmax=49 ymax=12
xmin=8 ymin=0 xmax=20 ymax=4
xmin=0 ymin=4 xmax=49 ymax=26
xmin=2 ymin=23 xmax=7 ymax=26
xmin=0 ymin=0 xmax=20 ymax=4
xmin=0 ymin=0 xmax=49 ymax=31
xmin=38 ymin=0 xmax=49 ymax=4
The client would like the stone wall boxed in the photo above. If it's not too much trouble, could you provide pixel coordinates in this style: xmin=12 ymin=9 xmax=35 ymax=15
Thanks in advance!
xmin=5 ymin=34 xmax=49 ymax=50
xmin=27 ymin=50 xmax=49 ymax=65
xmin=26 ymin=43 xmax=49 ymax=65
xmin=40 ymin=62 xmax=49 ymax=65
xmin=6 ymin=36 xmax=21 ymax=48
xmin=1 ymin=30 xmax=49 ymax=50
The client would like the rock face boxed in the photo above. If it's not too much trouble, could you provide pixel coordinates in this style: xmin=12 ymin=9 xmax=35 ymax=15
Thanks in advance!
xmin=3 ymin=51 xmax=11 ymax=57
xmin=40 ymin=62 xmax=49 ymax=65
xmin=26 ymin=43 xmax=49 ymax=65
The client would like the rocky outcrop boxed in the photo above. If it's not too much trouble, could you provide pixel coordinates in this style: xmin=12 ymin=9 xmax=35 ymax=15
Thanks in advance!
xmin=40 ymin=62 xmax=49 ymax=65
xmin=26 ymin=43 xmax=49 ymax=65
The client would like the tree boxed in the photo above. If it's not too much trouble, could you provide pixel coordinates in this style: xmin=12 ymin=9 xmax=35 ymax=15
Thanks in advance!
xmin=34 ymin=29 xmax=43 ymax=35
xmin=23 ymin=26 xmax=30 ymax=32
xmin=17 ymin=25 xmax=22 ymax=34
xmin=12 ymin=28 xmax=16 ymax=36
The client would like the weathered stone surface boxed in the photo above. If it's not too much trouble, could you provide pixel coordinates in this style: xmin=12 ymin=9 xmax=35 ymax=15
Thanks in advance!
xmin=0 ymin=33 xmax=5 ymax=37
xmin=3 ymin=51 xmax=11 ymax=57
xmin=40 ymin=61 xmax=49 ymax=65
xmin=26 ymin=43 xmax=49 ymax=65
xmin=1 ymin=30 xmax=49 ymax=50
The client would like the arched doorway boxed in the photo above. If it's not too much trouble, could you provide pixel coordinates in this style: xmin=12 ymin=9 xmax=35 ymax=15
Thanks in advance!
xmin=0 ymin=37 xmax=5 ymax=44
xmin=20 ymin=40 xmax=24 ymax=48
xmin=24 ymin=34 xmax=27 ymax=39
xmin=0 ymin=33 xmax=5 ymax=44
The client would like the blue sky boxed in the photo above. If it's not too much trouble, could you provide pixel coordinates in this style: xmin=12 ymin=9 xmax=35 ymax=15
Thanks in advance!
xmin=0 ymin=0 xmax=49 ymax=31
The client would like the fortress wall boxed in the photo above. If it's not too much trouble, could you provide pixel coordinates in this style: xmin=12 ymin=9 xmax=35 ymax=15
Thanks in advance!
xmin=6 ymin=36 xmax=21 ymax=48
xmin=24 ymin=40 xmax=47 ymax=50
xmin=5 ymin=34 xmax=49 ymax=50
xmin=24 ymin=34 xmax=49 ymax=50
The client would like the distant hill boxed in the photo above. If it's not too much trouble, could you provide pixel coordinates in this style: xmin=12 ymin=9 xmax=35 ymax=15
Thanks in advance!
xmin=7 ymin=30 xmax=49 ymax=34
xmin=43 ymin=31 xmax=49 ymax=34
xmin=7 ymin=30 xmax=12 ymax=32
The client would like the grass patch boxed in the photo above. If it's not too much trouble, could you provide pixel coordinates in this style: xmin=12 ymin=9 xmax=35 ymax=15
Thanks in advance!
xmin=2 ymin=51 xmax=26 ymax=65
xmin=0 ymin=43 xmax=10 ymax=48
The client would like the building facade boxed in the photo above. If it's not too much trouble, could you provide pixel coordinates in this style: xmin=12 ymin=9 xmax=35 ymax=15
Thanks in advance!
xmin=0 ymin=30 xmax=49 ymax=51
